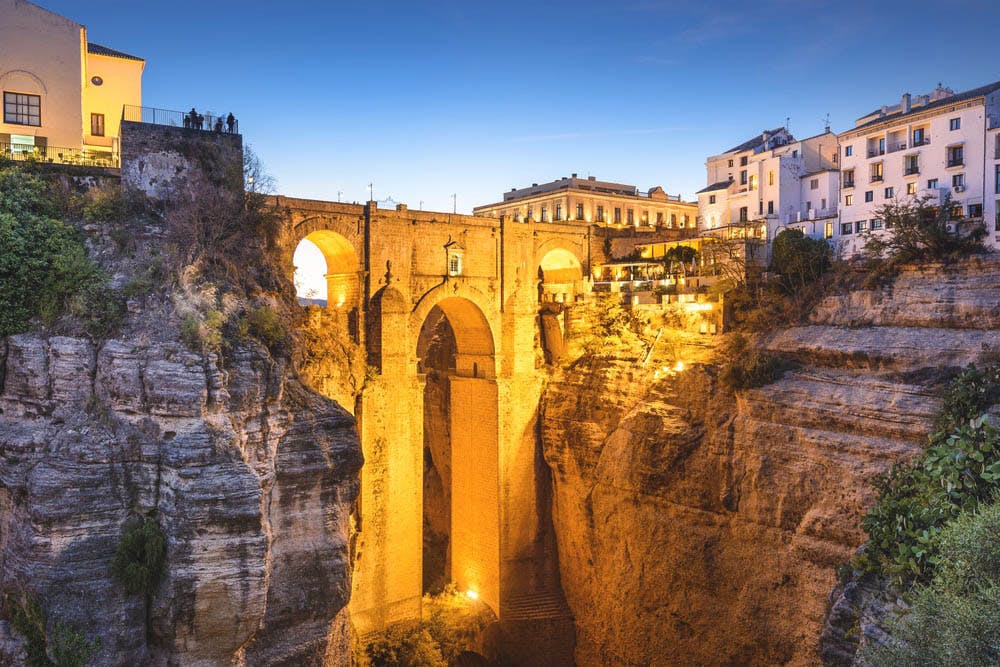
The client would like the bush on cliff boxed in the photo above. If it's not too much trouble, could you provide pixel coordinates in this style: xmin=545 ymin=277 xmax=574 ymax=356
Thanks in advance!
xmin=111 ymin=515 xmax=166 ymax=597
xmin=859 ymin=364 xmax=1000 ymax=583
xmin=719 ymin=334 xmax=795 ymax=390
xmin=863 ymin=501 xmax=1000 ymax=666
xmin=0 ymin=166 xmax=123 ymax=338
xmin=770 ymin=229 xmax=830 ymax=293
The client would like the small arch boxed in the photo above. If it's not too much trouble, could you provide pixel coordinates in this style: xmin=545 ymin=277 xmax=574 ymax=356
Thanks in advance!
xmin=293 ymin=229 xmax=360 ymax=308
xmin=537 ymin=247 xmax=583 ymax=304
xmin=0 ymin=70 xmax=48 ymax=95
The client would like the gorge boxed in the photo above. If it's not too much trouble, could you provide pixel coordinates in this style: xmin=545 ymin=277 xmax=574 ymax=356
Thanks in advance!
xmin=1 ymin=132 xmax=998 ymax=667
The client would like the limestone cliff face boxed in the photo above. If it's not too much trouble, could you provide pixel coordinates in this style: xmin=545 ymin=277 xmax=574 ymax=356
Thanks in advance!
xmin=541 ymin=258 xmax=1000 ymax=666
xmin=0 ymin=332 xmax=361 ymax=666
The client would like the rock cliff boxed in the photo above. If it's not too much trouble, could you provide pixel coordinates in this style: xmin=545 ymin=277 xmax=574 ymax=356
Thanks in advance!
xmin=0 ymin=332 xmax=360 ymax=665
xmin=541 ymin=257 xmax=1000 ymax=666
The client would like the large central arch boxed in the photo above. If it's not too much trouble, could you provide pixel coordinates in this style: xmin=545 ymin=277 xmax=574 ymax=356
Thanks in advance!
xmin=415 ymin=296 xmax=500 ymax=613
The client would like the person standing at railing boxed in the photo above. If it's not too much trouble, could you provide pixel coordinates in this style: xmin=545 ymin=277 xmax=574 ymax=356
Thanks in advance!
xmin=196 ymin=113 xmax=204 ymax=130
xmin=188 ymin=108 xmax=198 ymax=129
xmin=214 ymin=116 xmax=223 ymax=133
xmin=226 ymin=113 xmax=235 ymax=134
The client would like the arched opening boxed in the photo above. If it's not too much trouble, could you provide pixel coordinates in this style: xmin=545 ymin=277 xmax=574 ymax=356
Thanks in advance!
xmin=293 ymin=230 xmax=360 ymax=308
xmin=415 ymin=297 xmax=499 ymax=610
xmin=537 ymin=248 xmax=583 ymax=364
xmin=537 ymin=248 xmax=583 ymax=304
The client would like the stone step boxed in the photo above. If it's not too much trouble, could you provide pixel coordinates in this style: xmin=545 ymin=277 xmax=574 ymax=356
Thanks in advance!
xmin=501 ymin=591 xmax=573 ymax=621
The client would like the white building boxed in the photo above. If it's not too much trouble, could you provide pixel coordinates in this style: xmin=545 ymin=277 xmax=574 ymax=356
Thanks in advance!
xmin=836 ymin=81 xmax=1000 ymax=255
xmin=697 ymin=127 xmax=840 ymax=243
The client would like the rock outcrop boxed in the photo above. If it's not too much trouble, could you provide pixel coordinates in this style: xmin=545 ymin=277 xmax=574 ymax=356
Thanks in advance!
xmin=542 ymin=257 xmax=1000 ymax=665
xmin=0 ymin=333 xmax=361 ymax=666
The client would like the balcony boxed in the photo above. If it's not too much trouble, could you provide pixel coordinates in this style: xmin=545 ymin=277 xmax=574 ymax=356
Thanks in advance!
xmin=947 ymin=159 xmax=965 ymax=168
xmin=122 ymin=104 xmax=241 ymax=135
xmin=0 ymin=142 xmax=119 ymax=168
xmin=904 ymin=166 xmax=920 ymax=176
xmin=869 ymin=175 xmax=884 ymax=183
xmin=842 ymin=179 xmax=855 ymax=189
xmin=867 ymin=149 xmax=886 ymax=158
xmin=888 ymin=143 xmax=909 ymax=154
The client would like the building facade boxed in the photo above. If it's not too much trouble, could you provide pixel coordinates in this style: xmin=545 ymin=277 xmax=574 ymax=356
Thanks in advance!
xmin=474 ymin=174 xmax=698 ymax=231
xmin=1 ymin=0 xmax=143 ymax=163
xmin=697 ymin=127 xmax=840 ymax=243
xmin=836 ymin=81 xmax=1000 ymax=255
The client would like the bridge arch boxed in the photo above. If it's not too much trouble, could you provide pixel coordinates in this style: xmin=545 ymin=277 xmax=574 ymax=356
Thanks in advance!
xmin=293 ymin=229 xmax=360 ymax=309
xmin=415 ymin=294 xmax=500 ymax=614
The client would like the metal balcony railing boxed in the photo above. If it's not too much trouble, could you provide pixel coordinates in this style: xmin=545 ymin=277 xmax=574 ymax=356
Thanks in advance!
xmin=0 ymin=142 xmax=119 ymax=168
xmin=122 ymin=105 xmax=240 ymax=134
xmin=947 ymin=159 xmax=964 ymax=168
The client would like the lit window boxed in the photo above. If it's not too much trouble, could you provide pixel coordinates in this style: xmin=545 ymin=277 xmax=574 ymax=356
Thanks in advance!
xmin=447 ymin=248 xmax=464 ymax=276
xmin=907 ymin=182 xmax=917 ymax=195
xmin=845 ymin=194 xmax=854 ymax=206
xmin=855 ymin=219 xmax=868 ymax=233
xmin=91 ymin=113 xmax=105 ymax=137
xmin=824 ymin=221 xmax=833 ymax=238
xmin=768 ymin=171 xmax=774 ymax=185
xmin=749 ymin=174 xmax=757 ymax=191
xmin=3 ymin=92 xmax=40 ymax=126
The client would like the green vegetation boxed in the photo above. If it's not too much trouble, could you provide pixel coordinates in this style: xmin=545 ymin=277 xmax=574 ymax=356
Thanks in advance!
xmin=858 ymin=364 xmax=1000 ymax=583
xmin=863 ymin=502 xmax=1000 ymax=666
xmin=719 ymin=334 xmax=795 ymax=390
xmin=111 ymin=515 xmax=166 ymax=597
xmin=0 ymin=167 xmax=123 ymax=338
xmin=2 ymin=591 xmax=99 ymax=667
xmin=236 ymin=305 xmax=289 ymax=352
xmin=769 ymin=229 xmax=830 ymax=293
xmin=862 ymin=195 xmax=987 ymax=284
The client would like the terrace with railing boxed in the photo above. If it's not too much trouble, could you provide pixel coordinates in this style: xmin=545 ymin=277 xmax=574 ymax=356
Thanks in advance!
xmin=0 ymin=142 xmax=119 ymax=168
xmin=122 ymin=105 xmax=240 ymax=134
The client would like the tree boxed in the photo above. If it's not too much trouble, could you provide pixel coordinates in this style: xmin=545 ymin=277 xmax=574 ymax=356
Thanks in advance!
xmin=863 ymin=193 xmax=986 ymax=265
xmin=770 ymin=228 xmax=830 ymax=293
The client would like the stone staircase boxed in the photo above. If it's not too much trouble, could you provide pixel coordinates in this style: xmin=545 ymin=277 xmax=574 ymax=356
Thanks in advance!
xmin=501 ymin=590 xmax=574 ymax=622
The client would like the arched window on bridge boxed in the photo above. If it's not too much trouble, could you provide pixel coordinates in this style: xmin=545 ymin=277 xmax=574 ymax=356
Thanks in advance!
xmin=293 ymin=230 xmax=360 ymax=309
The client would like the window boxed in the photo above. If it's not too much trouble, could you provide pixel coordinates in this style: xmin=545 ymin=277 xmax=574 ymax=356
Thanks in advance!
xmin=865 ymin=191 xmax=874 ymax=203
xmin=996 ymin=165 xmax=1000 ymax=194
xmin=928 ymin=178 xmax=938 ymax=189
xmin=90 ymin=113 xmax=105 ymax=137
xmin=627 ymin=208 xmax=634 ymax=225
xmin=950 ymin=204 xmax=963 ymax=219
xmin=953 ymin=173 xmax=965 ymax=189
xmin=824 ymin=221 xmax=833 ymax=239
xmin=728 ymin=159 xmax=734 ymax=167
xmin=613 ymin=207 xmax=621 ymax=224
xmin=996 ymin=202 xmax=1000 ymax=231
xmin=950 ymin=117 xmax=961 ymax=131
xmin=792 ymin=149 xmax=799 ymax=158
xmin=969 ymin=203 xmax=983 ymax=218
xmin=709 ymin=195 xmax=716 ymax=204
xmin=514 ymin=211 xmax=521 ymax=222
xmin=871 ymin=162 xmax=883 ymax=182
xmin=841 ymin=222 xmax=853 ymax=235
xmin=682 ymin=214 xmax=689 ymax=228
xmin=870 ymin=219 xmax=884 ymax=231
xmin=905 ymin=154 xmax=919 ymax=175
xmin=913 ymin=128 xmax=925 ymax=145
xmin=855 ymin=220 xmax=868 ymax=233
xmin=767 ymin=200 xmax=774 ymax=215
xmin=738 ymin=206 xmax=748 ymax=222
xmin=758 ymin=201 xmax=764 ymax=215
xmin=845 ymin=194 xmax=854 ymax=206
xmin=527 ymin=207 xmax=534 ymax=220
xmin=596 ymin=205 xmax=604 ymax=222
xmin=768 ymin=171 xmax=774 ymax=186
xmin=843 ymin=169 xmax=855 ymax=188
xmin=822 ymin=198 xmax=827 ymax=209
xmin=670 ymin=213 xmax=677 ymax=227
xmin=749 ymin=174 xmax=757 ymax=191
xmin=810 ymin=178 xmax=819 ymax=190
xmin=541 ymin=205 xmax=548 ymax=222
xmin=844 ymin=145 xmax=853 ymax=157
xmin=447 ymin=248 xmax=463 ymax=276
xmin=740 ymin=170 xmax=748 ymax=185
xmin=806 ymin=201 xmax=812 ymax=211
xmin=740 ymin=156 xmax=748 ymax=166
xmin=3 ymin=92 xmax=41 ymax=126
xmin=878 ymin=138 xmax=886 ymax=154
xmin=907 ymin=182 xmax=917 ymax=195
xmin=576 ymin=203 xmax=584 ymax=220
xmin=947 ymin=145 xmax=964 ymax=167
xmin=656 ymin=212 xmax=664 ymax=226
xmin=554 ymin=204 xmax=562 ymax=221
xmin=884 ymin=187 xmax=894 ymax=199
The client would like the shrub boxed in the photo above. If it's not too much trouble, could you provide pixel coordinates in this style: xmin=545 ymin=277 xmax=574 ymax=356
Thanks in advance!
xmin=365 ymin=625 xmax=446 ymax=667
xmin=719 ymin=335 xmax=794 ymax=389
xmin=0 ymin=166 xmax=121 ymax=338
xmin=1 ymin=591 xmax=99 ymax=667
xmin=858 ymin=364 xmax=1000 ymax=583
xmin=237 ymin=306 xmax=288 ymax=352
xmin=862 ymin=194 xmax=986 ymax=269
xmin=48 ymin=622 xmax=100 ymax=667
xmin=863 ymin=502 xmax=1000 ymax=666
xmin=111 ymin=515 xmax=166 ymax=597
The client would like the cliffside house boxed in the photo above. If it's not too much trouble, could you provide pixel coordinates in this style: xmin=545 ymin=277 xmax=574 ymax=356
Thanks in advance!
xmin=0 ymin=0 xmax=144 ymax=167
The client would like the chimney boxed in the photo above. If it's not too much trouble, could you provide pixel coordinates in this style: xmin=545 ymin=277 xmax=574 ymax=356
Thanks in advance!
xmin=901 ymin=92 xmax=911 ymax=113
xmin=762 ymin=130 xmax=770 ymax=149
xmin=588 ymin=176 xmax=596 ymax=181
xmin=571 ymin=172 xmax=577 ymax=178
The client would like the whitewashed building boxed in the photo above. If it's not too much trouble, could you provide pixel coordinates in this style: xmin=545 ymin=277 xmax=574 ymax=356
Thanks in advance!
xmin=697 ymin=127 xmax=840 ymax=243
xmin=836 ymin=81 xmax=1000 ymax=255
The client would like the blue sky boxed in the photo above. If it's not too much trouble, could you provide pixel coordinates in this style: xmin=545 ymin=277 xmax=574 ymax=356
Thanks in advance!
xmin=41 ymin=0 xmax=1000 ymax=212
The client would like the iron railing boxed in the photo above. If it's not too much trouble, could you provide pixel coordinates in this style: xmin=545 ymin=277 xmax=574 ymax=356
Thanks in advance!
xmin=0 ymin=142 xmax=119 ymax=168
xmin=122 ymin=104 xmax=240 ymax=134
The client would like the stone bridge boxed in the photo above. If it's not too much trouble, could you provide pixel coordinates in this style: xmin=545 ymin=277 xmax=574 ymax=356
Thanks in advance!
xmin=276 ymin=196 xmax=591 ymax=653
